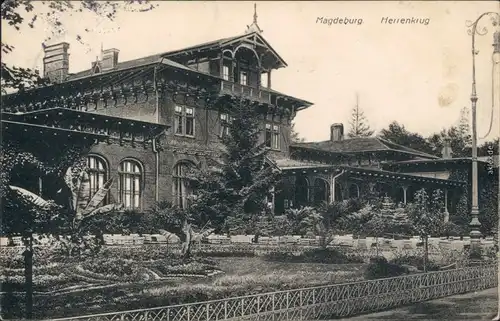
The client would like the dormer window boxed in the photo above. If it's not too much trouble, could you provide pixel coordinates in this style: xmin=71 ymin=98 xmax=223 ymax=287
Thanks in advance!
xmin=223 ymin=65 xmax=230 ymax=81
xmin=239 ymin=71 xmax=248 ymax=86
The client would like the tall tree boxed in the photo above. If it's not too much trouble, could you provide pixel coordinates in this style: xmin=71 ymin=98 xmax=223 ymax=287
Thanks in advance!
xmin=348 ymin=93 xmax=374 ymax=138
xmin=407 ymin=188 xmax=445 ymax=272
xmin=1 ymin=0 xmax=157 ymax=93
xmin=379 ymin=121 xmax=434 ymax=155
xmin=186 ymin=96 xmax=280 ymax=235
xmin=290 ymin=122 xmax=305 ymax=143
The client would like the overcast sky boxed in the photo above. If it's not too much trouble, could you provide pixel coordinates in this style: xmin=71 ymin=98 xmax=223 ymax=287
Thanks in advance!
xmin=2 ymin=1 xmax=499 ymax=143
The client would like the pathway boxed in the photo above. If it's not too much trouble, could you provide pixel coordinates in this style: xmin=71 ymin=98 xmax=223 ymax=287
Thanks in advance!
xmin=334 ymin=287 xmax=499 ymax=321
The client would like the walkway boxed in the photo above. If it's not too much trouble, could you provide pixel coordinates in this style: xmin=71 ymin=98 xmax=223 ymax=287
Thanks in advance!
xmin=335 ymin=287 xmax=499 ymax=321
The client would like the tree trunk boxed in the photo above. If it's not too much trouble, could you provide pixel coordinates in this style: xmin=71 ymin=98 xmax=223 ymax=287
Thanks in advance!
xmin=423 ymin=236 xmax=428 ymax=273
xmin=180 ymin=220 xmax=192 ymax=259
xmin=23 ymin=234 xmax=33 ymax=319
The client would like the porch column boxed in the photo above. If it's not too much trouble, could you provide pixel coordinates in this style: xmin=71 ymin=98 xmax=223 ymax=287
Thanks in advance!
xmin=329 ymin=175 xmax=335 ymax=203
xmin=403 ymin=186 xmax=408 ymax=204
xmin=267 ymin=70 xmax=272 ymax=89
xmin=443 ymin=188 xmax=449 ymax=223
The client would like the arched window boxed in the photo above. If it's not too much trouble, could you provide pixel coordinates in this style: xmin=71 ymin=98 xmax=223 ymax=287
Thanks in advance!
xmin=119 ymin=159 xmax=142 ymax=209
xmin=348 ymin=183 xmax=360 ymax=199
xmin=314 ymin=178 xmax=330 ymax=204
xmin=173 ymin=162 xmax=194 ymax=209
xmin=87 ymin=155 xmax=108 ymax=203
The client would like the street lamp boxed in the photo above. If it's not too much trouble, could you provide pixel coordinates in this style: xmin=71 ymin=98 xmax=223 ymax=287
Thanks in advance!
xmin=466 ymin=11 xmax=500 ymax=321
xmin=465 ymin=12 xmax=500 ymax=248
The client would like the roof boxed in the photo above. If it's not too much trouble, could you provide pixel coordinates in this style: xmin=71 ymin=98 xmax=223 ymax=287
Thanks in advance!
xmin=67 ymin=31 xmax=286 ymax=82
xmin=269 ymin=157 xmax=464 ymax=187
xmin=67 ymin=56 xmax=200 ymax=82
xmin=291 ymin=136 xmax=438 ymax=159
xmin=388 ymin=156 xmax=499 ymax=168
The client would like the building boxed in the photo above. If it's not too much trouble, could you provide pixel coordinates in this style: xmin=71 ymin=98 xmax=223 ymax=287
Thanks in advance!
xmin=1 ymin=7 xmax=497 ymax=226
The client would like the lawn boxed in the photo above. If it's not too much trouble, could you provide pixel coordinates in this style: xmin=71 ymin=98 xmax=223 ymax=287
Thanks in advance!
xmin=1 ymin=251 xmax=366 ymax=320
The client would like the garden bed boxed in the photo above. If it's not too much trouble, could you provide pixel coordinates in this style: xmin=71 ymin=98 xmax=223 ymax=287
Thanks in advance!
xmin=1 ymin=254 xmax=366 ymax=319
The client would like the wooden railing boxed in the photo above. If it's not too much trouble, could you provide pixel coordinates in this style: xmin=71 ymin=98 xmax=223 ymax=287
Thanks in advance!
xmin=220 ymin=80 xmax=272 ymax=104
xmin=46 ymin=264 xmax=497 ymax=321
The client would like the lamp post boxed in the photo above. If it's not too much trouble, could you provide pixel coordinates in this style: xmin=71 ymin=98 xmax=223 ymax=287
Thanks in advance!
xmin=465 ymin=12 xmax=500 ymax=248
xmin=466 ymin=11 xmax=500 ymax=321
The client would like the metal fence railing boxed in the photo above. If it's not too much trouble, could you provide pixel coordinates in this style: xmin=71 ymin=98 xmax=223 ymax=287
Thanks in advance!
xmin=46 ymin=264 xmax=497 ymax=321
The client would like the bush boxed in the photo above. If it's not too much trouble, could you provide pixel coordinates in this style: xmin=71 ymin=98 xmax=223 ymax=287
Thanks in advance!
xmin=365 ymin=256 xmax=409 ymax=280
xmin=390 ymin=255 xmax=440 ymax=272
xmin=265 ymin=248 xmax=364 ymax=264
xmin=81 ymin=258 xmax=138 ymax=277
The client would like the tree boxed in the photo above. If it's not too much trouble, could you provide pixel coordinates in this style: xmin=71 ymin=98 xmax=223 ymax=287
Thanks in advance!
xmin=379 ymin=121 xmax=434 ymax=155
xmin=178 ymin=96 xmax=280 ymax=237
xmin=1 ymin=0 xmax=157 ymax=93
xmin=406 ymin=188 xmax=445 ymax=272
xmin=290 ymin=122 xmax=305 ymax=143
xmin=347 ymin=93 xmax=374 ymax=138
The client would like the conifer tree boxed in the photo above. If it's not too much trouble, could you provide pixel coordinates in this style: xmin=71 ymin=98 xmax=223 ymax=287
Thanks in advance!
xmin=186 ymin=96 xmax=280 ymax=234
xmin=347 ymin=93 xmax=374 ymax=138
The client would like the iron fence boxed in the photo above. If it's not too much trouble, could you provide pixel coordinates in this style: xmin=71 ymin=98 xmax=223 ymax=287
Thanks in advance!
xmin=47 ymin=264 xmax=497 ymax=321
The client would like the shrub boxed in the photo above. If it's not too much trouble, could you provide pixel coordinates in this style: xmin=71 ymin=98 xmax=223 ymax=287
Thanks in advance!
xmin=390 ymin=255 xmax=440 ymax=272
xmin=365 ymin=256 xmax=409 ymax=280
xmin=265 ymin=248 xmax=364 ymax=264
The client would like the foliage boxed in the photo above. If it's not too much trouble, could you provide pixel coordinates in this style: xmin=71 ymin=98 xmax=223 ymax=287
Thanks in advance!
xmin=186 ymin=97 xmax=280 ymax=235
xmin=441 ymin=221 xmax=467 ymax=237
xmin=265 ymin=248 xmax=364 ymax=264
xmin=1 ymin=0 xmax=158 ymax=93
xmin=347 ymin=94 xmax=374 ymax=138
xmin=379 ymin=121 xmax=435 ymax=155
xmin=290 ymin=122 xmax=305 ymax=143
xmin=407 ymin=189 xmax=445 ymax=237
xmin=364 ymin=256 xmax=409 ymax=280
xmin=390 ymin=255 xmax=440 ymax=272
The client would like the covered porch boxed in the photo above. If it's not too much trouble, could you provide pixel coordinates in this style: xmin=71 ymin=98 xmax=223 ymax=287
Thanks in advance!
xmin=268 ymin=159 xmax=465 ymax=217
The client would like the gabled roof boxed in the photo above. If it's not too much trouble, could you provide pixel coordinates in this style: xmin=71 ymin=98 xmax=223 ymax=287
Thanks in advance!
xmin=291 ymin=136 xmax=438 ymax=159
xmin=163 ymin=31 xmax=287 ymax=69
xmin=67 ymin=31 xmax=286 ymax=82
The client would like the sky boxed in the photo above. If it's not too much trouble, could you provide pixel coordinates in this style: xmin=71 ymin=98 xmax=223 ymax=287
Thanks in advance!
xmin=2 ymin=1 xmax=499 ymax=143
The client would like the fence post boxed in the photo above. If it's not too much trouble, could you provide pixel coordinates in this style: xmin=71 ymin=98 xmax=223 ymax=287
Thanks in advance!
xmin=299 ymin=290 xmax=303 ymax=319
xmin=241 ymin=298 xmax=244 ymax=317
xmin=272 ymin=293 xmax=275 ymax=321
xmin=206 ymin=303 xmax=209 ymax=320
xmin=286 ymin=291 xmax=290 ymax=320
xmin=224 ymin=301 xmax=228 ymax=319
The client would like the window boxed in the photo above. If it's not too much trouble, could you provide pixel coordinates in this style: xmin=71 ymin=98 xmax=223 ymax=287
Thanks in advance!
xmin=265 ymin=123 xmax=280 ymax=149
xmin=173 ymin=162 xmax=193 ymax=209
xmin=222 ymin=65 xmax=230 ymax=81
xmin=239 ymin=71 xmax=248 ymax=85
xmin=87 ymin=155 xmax=108 ymax=204
xmin=265 ymin=124 xmax=272 ymax=148
xmin=272 ymin=125 xmax=280 ymax=150
xmin=174 ymin=105 xmax=195 ymax=137
xmin=119 ymin=160 xmax=142 ymax=209
xmin=219 ymin=113 xmax=233 ymax=138
xmin=261 ymin=73 xmax=268 ymax=88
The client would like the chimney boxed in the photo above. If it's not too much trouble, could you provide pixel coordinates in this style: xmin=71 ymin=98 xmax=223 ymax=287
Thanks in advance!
xmin=330 ymin=123 xmax=344 ymax=142
xmin=441 ymin=138 xmax=453 ymax=159
xmin=43 ymin=42 xmax=70 ymax=83
xmin=100 ymin=48 xmax=119 ymax=71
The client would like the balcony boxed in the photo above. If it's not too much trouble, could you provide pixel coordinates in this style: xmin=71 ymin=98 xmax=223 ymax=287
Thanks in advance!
xmin=220 ymin=80 xmax=272 ymax=104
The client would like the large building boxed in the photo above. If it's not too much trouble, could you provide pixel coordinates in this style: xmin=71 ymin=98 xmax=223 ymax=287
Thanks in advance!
xmin=1 ymin=8 xmax=497 ymax=225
